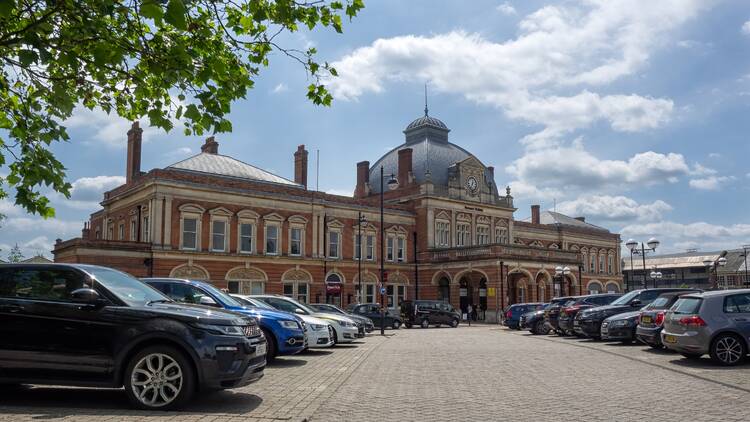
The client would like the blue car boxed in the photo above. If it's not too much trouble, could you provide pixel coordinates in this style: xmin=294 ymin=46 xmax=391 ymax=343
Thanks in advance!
xmin=502 ymin=303 xmax=545 ymax=329
xmin=143 ymin=278 xmax=306 ymax=360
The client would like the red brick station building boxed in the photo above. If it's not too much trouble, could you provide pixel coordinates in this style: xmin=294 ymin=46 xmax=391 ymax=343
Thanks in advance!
xmin=54 ymin=111 xmax=623 ymax=322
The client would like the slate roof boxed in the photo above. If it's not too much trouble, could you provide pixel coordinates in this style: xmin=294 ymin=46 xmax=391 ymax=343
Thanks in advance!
xmin=539 ymin=211 xmax=610 ymax=233
xmin=168 ymin=153 xmax=302 ymax=188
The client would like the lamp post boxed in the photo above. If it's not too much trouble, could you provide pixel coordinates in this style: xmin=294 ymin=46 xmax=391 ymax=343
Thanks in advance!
xmin=554 ymin=266 xmax=570 ymax=296
xmin=379 ymin=166 xmax=399 ymax=336
xmin=703 ymin=256 xmax=727 ymax=289
xmin=357 ymin=212 xmax=366 ymax=304
xmin=741 ymin=245 xmax=750 ymax=287
xmin=649 ymin=268 xmax=663 ymax=287
xmin=625 ymin=238 xmax=659 ymax=289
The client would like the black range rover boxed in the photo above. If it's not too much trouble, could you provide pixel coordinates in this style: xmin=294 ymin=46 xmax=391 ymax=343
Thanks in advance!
xmin=401 ymin=300 xmax=461 ymax=328
xmin=0 ymin=264 xmax=266 ymax=410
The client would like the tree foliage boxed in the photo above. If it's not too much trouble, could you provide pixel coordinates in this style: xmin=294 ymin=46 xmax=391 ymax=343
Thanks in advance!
xmin=7 ymin=243 xmax=24 ymax=262
xmin=0 ymin=0 xmax=364 ymax=217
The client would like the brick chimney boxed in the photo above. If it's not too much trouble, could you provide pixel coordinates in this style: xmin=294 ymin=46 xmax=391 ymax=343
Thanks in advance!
xmin=294 ymin=145 xmax=308 ymax=188
xmin=81 ymin=222 xmax=90 ymax=239
xmin=531 ymin=204 xmax=540 ymax=224
xmin=201 ymin=136 xmax=219 ymax=154
xmin=354 ymin=161 xmax=370 ymax=198
xmin=397 ymin=148 xmax=413 ymax=187
xmin=126 ymin=121 xmax=143 ymax=184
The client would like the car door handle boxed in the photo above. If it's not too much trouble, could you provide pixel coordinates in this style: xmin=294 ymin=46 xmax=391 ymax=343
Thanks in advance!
xmin=0 ymin=304 xmax=24 ymax=313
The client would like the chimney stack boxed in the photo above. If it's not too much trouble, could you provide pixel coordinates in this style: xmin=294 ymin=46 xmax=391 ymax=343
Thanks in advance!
xmin=201 ymin=136 xmax=219 ymax=154
xmin=81 ymin=222 xmax=90 ymax=239
xmin=354 ymin=161 xmax=370 ymax=198
xmin=531 ymin=204 xmax=540 ymax=224
xmin=397 ymin=148 xmax=413 ymax=187
xmin=294 ymin=145 xmax=308 ymax=188
xmin=126 ymin=121 xmax=143 ymax=184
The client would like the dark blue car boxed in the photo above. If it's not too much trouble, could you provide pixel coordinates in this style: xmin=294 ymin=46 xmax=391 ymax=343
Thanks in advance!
xmin=502 ymin=303 xmax=545 ymax=329
xmin=143 ymin=278 xmax=306 ymax=360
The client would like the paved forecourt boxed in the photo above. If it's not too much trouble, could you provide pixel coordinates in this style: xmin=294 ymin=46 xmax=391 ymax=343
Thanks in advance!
xmin=1 ymin=325 xmax=750 ymax=421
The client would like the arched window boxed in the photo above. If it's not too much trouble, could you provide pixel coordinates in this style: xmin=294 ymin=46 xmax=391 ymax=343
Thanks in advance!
xmin=438 ymin=278 xmax=450 ymax=302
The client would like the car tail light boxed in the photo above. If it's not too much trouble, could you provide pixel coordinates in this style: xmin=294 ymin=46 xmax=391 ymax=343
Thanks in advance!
xmin=678 ymin=315 xmax=706 ymax=327
xmin=506 ymin=310 xmax=512 ymax=318
xmin=655 ymin=311 xmax=665 ymax=327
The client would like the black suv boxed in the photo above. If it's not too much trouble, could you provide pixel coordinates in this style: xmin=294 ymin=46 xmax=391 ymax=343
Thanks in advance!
xmin=0 ymin=264 xmax=266 ymax=410
xmin=575 ymin=288 xmax=697 ymax=339
xmin=400 ymin=300 xmax=461 ymax=328
xmin=557 ymin=294 xmax=621 ymax=336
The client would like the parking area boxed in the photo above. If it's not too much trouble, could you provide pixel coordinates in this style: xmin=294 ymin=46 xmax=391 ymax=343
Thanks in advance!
xmin=2 ymin=325 xmax=750 ymax=421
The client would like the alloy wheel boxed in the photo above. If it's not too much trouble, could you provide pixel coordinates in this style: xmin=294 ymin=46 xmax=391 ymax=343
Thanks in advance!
xmin=130 ymin=353 xmax=183 ymax=408
xmin=714 ymin=336 xmax=744 ymax=365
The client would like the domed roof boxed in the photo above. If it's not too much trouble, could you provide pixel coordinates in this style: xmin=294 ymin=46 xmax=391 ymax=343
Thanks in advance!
xmin=405 ymin=115 xmax=449 ymax=131
xmin=369 ymin=113 xmax=497 ymax=195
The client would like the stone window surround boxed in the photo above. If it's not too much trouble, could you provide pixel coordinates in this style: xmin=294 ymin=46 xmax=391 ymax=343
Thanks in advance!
xmin=288 ymin=215 xmax=308 ymax=257
xmin=179 ymin=204 xmax=205 ymax=251
xmin=435 ymin=219 xmax=451 ymax=247
xmin=263 ymin=213 xmax=284 ymax=256
xmin=326 ymin=219 xmax=344 ymax=260
xmin=385 ymin=226 xmax=408 ymax=262
xmin=237 ymin=209 xmax=259 ymax=254
xmin=352 ymin=223 xmax=377 ymax=261
xmin=209 ymin=207 xmax=233 ymax=253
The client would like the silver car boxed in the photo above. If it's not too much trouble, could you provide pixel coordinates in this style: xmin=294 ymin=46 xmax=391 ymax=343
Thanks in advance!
xmin=661 ymin=289 xmax=750 ymax=366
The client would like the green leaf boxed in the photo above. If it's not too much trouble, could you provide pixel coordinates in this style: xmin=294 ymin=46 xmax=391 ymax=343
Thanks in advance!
xmin=18 ymin=50 xmax=38 ymax=66
xmin=140 ymin=0 xmax=163 ymax=22
xmin=165 ymin=0 xmax=187 ymax=30
xmin=0 ymin=0 xmax=15 ymax=18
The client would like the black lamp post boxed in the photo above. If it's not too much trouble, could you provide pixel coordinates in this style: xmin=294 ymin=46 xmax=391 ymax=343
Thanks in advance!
xmin=741 ymin=245 xmax=750 ymax=287
xmin=379 ymin=165 xmax=399 ymax=336
xmin=357 ymin=212 xmax=366 ymax=304
xmin=625 ymin=238 xmax=659 ymax=289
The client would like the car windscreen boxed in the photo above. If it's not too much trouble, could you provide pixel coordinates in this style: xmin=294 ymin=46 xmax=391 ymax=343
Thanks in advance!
xmin=610 ymin=290 xmax=639 ymax=306
xmin=671 ymin=297 xmax=702 ymax=314
xmin=199 ymin=282 xmax=243 ymax=307
xmin=85 ymin=266 xmax=168 ymax=306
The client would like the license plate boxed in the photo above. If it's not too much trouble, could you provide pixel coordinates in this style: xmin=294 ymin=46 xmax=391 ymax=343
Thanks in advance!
xmin=664 ymin=335 xmax=677 ymax=344
xmin=641 ymin=316 xmax=652 ymax=324
xmin=255 ymin=343 xmax=267 ymax=356
xmin=574 ymin=320 xmax=580 ymax=327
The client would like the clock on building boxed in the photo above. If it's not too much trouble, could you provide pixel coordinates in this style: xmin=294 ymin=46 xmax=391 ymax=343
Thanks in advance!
xmin=466 ymin=176 xmax=478 ymax=193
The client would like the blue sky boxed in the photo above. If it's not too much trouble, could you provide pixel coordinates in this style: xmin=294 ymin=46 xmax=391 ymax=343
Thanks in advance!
xmin=2 ymin=0 xmax=750 ymax=258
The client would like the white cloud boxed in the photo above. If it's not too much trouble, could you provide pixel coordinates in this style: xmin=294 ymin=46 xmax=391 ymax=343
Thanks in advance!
xmin=49 ymin=175 xmax=126 ymax=210
xmin=0 ymin=199 xmax=23 ymax=217
xmin=505 ymin=143 xmax=690 ymax=192
xmin=4 ymin=216 xmax=82 ymax=234
xmin=688 ymin=175 xmax=734 ymax=191
xmin=329 ymin=1 xmax=707 ymax=147
xmin=164 ymin=147 xmax=193 ymax=162
xmin=557 ymin=195 xmax=672 ymax=222
xmin=272 ymin=83 xmax=289 ymax=94
xmin=707 ymin=152 xmax=721 ymax=159
xmin=496 ymin=2 xmax=516 ymax=15
xmin=742 ymin=20 xmax=750 ymax=35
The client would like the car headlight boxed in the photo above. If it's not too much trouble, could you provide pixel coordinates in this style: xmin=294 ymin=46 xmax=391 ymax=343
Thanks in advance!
xmin=612 ymin=319 xmax=631 ymax=327
xmin=193 ymin=323 xmax=246 ymax=336
xmin=311 ymin=323 xmax=327 ymax=331
xmin=280 ymin=320 xmax=300 ymax=330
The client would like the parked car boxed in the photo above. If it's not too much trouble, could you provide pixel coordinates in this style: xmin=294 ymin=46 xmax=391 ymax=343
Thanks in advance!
xmin=503 ymin=303 xmax=545 ymax=330
xmin=348 ymin=303 xmax=403 ymax=329
xmin=144 ymin=278 xmax=305 ymax=360
xmin=0 ymin=264 xmax=266 ymax=410
xmin=310 ymin=303 xmax=374 ymax=335
xmin=574 ymin=288 xmax=696 ymax=339
xmin=520 ymin=304 xmax=551 ymax=335
xmin=662 ymin=289 xmax=750 ymax=366
xmin=400 ymin=300 xmax=461 ymax=328
xmin=544 ymin=297 xmax=576 ymax=333
xmin=252 ymin=295 xmax=360 ymax=343
xmin=600 ymin=310 xmax=642 ymax=343
xmin=558 ymin=294 xmax=621 ymax=336
xmin=234 ymin=295 xmax=334 ymax=349
xmin=636 ymin=290 xmax=701 ymax=349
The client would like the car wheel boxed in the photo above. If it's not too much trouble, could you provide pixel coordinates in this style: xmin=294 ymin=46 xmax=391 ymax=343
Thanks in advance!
xmin=261 ymin=329 xmax=277 ymax=361
xmin=392 ymin=320 xmax=401 ymax=329
xmin=649 ymin=343 xmax=663 ymax=349
xmin=680 ymin=352 xmax=703 ymax=360
xmin=421 ymin=319 xmax=430 ymax=329
xmin=556 ymin=330 xmax=565 ymax=337
xmin=451 ymin=318 xmax=459 ymax=328
xmin=124 ymin=345 xmax=195 ymax=411
xmin=534 ymin=320 xmax=547 ymax=335
xmin=710 ymin=334 xmax=747 ymax=366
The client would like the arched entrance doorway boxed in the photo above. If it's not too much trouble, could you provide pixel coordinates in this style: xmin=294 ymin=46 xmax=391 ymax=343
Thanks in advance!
xmin=457 ymin=271 xmax=488 ymax=321
xmin=535 ymin=272 xmax=550 ymax=302
xmin=507 ymin=270 xmax=531 ymax=305
xmin=438 ymin=277 xmax=451 ymax=303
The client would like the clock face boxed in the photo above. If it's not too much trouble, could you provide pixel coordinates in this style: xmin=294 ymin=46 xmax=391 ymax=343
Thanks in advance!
xmin=466 ymin=176 xmax=478 ymax=193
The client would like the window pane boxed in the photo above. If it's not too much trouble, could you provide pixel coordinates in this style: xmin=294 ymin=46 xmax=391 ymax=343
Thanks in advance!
xmin=183 ymin=218 xmax=197 ymax=249
xmin=250 ymin=282 xmax=265 ymax=295
xmin=283 ymin=283 xmax=294 ymax=297
xmin=184 ymin=218 xmax=197 ymax=232
xmin=266 ymin=225 xmax=278 ymax=254
xmin=329 ymin=231 xmax=339 ymax=258
xmin=227 ymin=281 xmax=240 ymax=294
xmin=183 ymin=232 xmax=196 ymax=249
xmin=212 ymin=221 xmax=225 ymax=251
xmin=240 ymin=223 xmax=253 ymax=252
xmin=291 ymin=228 xmax=302 ymax=255
xmin=366 ymin=236 xmax=374 ymax=260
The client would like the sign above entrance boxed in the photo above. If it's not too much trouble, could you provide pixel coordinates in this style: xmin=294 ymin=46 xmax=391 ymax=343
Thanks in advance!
xmin=326 ymin=283 xmax=342 ymax=295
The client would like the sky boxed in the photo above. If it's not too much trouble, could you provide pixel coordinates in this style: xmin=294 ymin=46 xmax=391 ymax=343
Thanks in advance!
xmin=1 ymin=0 xmax=750 ymax=259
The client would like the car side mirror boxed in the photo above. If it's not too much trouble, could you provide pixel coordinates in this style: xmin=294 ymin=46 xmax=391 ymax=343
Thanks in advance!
xmin=294 ymin=308 xmax=305 ymax=315
xmin=630 ymin=299 xmax=642 ymax=307
xmin=199 ymin=296 xmax=219 ymax=307
xmin=71 ymin=288 xmax=104 ymax=306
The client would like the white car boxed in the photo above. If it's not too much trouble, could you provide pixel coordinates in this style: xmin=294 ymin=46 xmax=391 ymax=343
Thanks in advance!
xmin=232 ymin=294 xmax=334 ymax=348
xmin=252 ymin=295 xmax=360 ymax=343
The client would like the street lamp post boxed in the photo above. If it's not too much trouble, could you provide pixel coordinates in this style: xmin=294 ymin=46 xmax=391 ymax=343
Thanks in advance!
xmin=703 ymin=256 xmax=727 ymax=289
xmin=625 ymin=238 xmax=660 ymax=289
xmin=357 ymin=212 xmax=366 ymax=304
xmin=741 ymin=245 xmax=750 ymax=287
xmin=554 ymin=266 xmax=570 ymax=296
xmin=379 ymin=166 xmax=399 ymax=336
xmin=649 ymin=267 xmax=663 ymax=287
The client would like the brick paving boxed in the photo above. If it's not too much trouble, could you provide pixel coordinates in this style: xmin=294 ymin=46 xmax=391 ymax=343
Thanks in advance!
xmin=1 ymin=326 xmax=750 ymax=421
